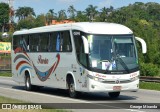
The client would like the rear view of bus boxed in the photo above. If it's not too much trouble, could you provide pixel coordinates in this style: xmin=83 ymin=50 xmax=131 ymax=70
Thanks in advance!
xmin=72 ymin=23 xmax=147 ymax=98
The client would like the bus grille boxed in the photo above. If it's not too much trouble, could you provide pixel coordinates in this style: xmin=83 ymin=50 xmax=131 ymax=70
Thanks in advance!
xmin=101 ymin=80 xmax=135 ymax=84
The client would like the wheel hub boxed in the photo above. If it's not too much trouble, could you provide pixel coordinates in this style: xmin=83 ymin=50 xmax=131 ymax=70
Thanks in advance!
xmin=70 ymin=84 xmax=75 ymax=92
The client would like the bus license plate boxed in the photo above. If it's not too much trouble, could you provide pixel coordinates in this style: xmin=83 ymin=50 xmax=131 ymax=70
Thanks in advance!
xmin=113 ymin=86 xmax=121 ymax=90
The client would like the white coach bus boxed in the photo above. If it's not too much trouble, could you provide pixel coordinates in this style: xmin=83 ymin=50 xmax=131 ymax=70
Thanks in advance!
xmin=12 ymin=22 xmax=146 ymax=98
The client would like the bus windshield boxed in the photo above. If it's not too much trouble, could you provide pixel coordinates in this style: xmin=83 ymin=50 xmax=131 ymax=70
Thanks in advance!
xmin=87 ymin=34 xmax=138 ymax=73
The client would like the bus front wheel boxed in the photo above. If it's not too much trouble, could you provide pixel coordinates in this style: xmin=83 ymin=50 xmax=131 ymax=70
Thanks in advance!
xmin=25 ymin=75 xmax=33 ymax=91
xmin=108 ymin=92 xmax=120 ymax=98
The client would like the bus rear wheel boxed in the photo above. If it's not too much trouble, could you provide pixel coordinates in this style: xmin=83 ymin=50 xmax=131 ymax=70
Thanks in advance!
xmin=68 ymin=77 xmax=77 ymax=98
xmin=25 ymin=75 xmax=33 ymax=91
xmin=108 ymin=92 xmax=120 ymax=98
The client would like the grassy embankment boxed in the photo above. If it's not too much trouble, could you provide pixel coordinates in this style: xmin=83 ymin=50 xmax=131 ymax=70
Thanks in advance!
xmin=139 ymin=82 xmax=160 ymax=91
xmin=0 ymin=72 xmax=11 ymax=77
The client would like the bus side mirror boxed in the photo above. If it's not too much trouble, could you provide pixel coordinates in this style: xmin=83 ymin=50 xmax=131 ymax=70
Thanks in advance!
xmin=135 ymin=37 xmax=147 ymax=54
xmin=82 ymin=36 xmax=89 ymax=54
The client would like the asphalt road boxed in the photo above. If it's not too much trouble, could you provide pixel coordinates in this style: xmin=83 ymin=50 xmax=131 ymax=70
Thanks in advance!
xmin=0 ymin=76 xmax=159 ymax=112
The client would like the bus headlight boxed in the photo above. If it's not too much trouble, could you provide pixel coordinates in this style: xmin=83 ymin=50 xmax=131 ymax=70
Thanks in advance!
xmin=130 ymin=75 xmax=139 ymax=81
xmin=87 ymin=74 xmax=105 ymax=82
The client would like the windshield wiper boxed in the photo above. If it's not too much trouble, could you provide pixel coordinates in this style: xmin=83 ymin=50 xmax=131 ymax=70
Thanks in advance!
xmin=116 ymin=55 xmax=130 ymax=73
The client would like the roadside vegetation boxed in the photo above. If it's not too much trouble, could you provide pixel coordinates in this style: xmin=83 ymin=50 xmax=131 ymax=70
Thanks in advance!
xmin=0 ymin=72 xmax=12 ymax=77
xmin=140 ymin=82 xmax=160 ymax=91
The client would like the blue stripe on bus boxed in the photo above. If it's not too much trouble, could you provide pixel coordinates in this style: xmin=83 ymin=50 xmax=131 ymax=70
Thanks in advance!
xmin=19 ymin=66 xmax=32 ymax=75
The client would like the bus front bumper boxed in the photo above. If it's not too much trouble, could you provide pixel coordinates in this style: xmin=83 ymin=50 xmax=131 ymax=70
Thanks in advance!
xmin=88 ymin=78 xmax=139 ymax=92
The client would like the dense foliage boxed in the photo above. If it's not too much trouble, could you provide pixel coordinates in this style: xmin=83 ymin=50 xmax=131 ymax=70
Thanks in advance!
xmin=0 ymin=3 xmax=9 ymax=32
xmin=106 ymin=2 xmax=160 ymax=76
xmin=0 ymin=2 xmax=160 ymax=76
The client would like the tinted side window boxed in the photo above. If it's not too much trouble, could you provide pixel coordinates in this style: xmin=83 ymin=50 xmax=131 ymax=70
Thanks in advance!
xmin=14 ymin=31 xmax=72 ymax=53
xmin=39 ymin=33 xmax=49 ymax=52
xmin=73 ymin=30 xmax=88 ymax=67
xmin=22 ymin=35 xmax=29 ymax=52
xmin=13 ymin=35 xmax=20 ymax=50
xmin=62 ymin=31 xmax=72 ymax=52
xmin=49 ymin=31 xmax=72 ymax=52
xmin=30 ymin=34 xmax=39 ymax=52
xmin=48 ymin=33 xmax=57 ymax=52
xmin=13 ymin=35 xmax=29 ymax=52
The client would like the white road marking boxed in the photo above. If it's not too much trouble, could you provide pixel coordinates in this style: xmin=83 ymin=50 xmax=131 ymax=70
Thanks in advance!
xmin=126 ymin=109 xmax=145 ymax=112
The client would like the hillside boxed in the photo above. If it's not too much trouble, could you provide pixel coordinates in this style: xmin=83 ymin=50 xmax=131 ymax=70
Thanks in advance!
xmin=106 ymin=2 xmax=160 ymax=76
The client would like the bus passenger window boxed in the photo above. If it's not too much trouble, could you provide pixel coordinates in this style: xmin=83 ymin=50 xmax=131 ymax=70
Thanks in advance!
xmin=49 ymin=31 xmax=72 ymax=52
xmin=13 ymin=35 xmax=21 ymax=52
xmin=49 ymin=33 xmax=56 ymax=52
xmin=30 ymin=34 xmax=38 ymax=52
xmin=60 ymin=32 xmax=63 ymax=51
xmin=56 ymin=33 xmax=61 ymax=52
xmin=22 ymin=35 xmax=30 ymax=52
xmin=62 ymin=31 xmax=72 ymax=52
xmin=73 ymin=30 xmax=88 ymax=67
xmin=39 ymin=33 xmax=49 ymax=52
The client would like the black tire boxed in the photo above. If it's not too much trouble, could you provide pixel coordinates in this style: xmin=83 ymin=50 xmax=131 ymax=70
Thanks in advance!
xmin=32 ymin=85 xmax=41 ymax=91
xmin=25 ymin=75 xmax=33 ymax=91
xmin=108 ymin=92 xmax=120 ymax=98
xmin=68 ymin=77 xmax=77 ymax=98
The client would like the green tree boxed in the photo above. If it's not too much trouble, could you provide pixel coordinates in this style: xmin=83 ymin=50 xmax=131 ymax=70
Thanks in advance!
xmin=15 ymin=7 xmax=36 ymax=21
xmin=99 ymin=7 xmax=108 ymax=22
xmin=49 ymin=9 xmax=57 ymax=19
xmin=146 ymin=2 xmax=160 ymax=21
xmin=67 ymin=5 xmax=76 ymax=20
xmin=35 ymin=14 xmax=46 ymax=27
xmin=0 ymin=3 xmax=9 ymax=32
xmin=46 ymin=9 xmax=57 ymax=25
xmin=85 ymin=5 xmax=98 ymax=21
xmin=16 ymin=16 xmax=35 ymax=30
xmin=58 ymin=10 xmax=67 ymax=20
xmin=75 ymin=11 xmax=88 ymax=22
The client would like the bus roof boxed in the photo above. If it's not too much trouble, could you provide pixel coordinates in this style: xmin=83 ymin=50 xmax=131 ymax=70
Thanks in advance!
xmin=13 ymin=22 xmax=133 ymax=35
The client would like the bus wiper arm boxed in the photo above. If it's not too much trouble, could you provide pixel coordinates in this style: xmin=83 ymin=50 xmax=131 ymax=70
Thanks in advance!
xmin=116 ymin=55 xmax=130 ymax=73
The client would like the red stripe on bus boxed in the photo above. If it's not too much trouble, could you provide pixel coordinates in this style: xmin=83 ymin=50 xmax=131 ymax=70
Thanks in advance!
xmin=16 ymin=61 xmax=31 ymax=70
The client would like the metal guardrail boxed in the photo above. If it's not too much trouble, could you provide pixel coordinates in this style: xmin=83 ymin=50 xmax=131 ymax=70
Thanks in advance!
xmin=140 ymin=76 xmax=160 ymax=83
xmin=0 ymin=69 xmax=11 ymax=72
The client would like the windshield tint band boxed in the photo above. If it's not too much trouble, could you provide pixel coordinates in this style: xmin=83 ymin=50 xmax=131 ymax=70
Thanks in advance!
xmin=90 ymin=67 xmax=139 ymax=74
